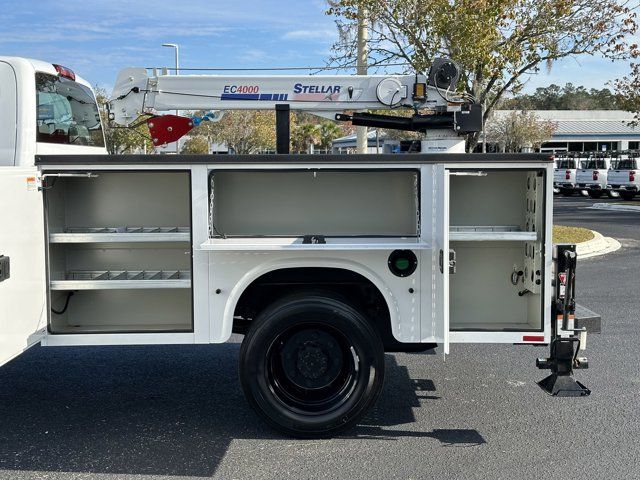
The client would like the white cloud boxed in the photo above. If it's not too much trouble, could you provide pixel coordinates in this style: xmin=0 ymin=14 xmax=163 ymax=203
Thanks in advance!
xmin=239 ymin=49 xmax=269 ymax=63
xmin=283 ymin=28 xmax=336 ymax=40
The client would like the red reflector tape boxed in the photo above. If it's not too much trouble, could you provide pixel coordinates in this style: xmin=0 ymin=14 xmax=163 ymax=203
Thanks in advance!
xmin=523 ymin=335 xmax=545 ymax=342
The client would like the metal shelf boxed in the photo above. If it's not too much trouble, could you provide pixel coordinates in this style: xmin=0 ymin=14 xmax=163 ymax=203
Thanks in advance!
xmin=201 ymin=237 xmax=431 ymax=251
xmin=50 ymin=270 xmax=192 ymax=290
xmin=49 ymin=226 xmax=190 ymax=243
xmin=449 ymin=226 xmax=537 ymax=242
xmin=50 ymin=324 xmax=191 ymax=334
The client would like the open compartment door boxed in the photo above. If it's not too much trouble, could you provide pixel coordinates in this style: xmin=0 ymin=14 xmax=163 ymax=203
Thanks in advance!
xmin=0 ymin=167 xmax=46 ymax=366
xmin=420 ymin=165 xmax=450 ymax=355
xmin=434 ymin=166 xmax=450 ymax=355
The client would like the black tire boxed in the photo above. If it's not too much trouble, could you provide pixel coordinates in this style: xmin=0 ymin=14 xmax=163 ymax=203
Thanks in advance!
xmin=588 ymin=190 xmax=603 ymax=199
xmin=560 ymin=188 xmax=574 ymax=197
xmin=620 ymin=191 xmax=636 ymax=201
xmin=239 ymin=292 xmax=385 ymax=438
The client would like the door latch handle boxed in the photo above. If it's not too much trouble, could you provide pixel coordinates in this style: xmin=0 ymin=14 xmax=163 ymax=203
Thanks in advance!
xmin=439 ymin=249 xmax=456 ymax=274
xmin=448 ymin=249 xmax=457 ymax=274
xmin=0 ymin=255 xmax=10 ymax=283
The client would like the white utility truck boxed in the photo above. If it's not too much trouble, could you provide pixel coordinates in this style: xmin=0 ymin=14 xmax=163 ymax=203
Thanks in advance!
xmin=575 ymin=153 xmax=613 ymax=198
xmin=553 ymin=153 xmax=583 ymax=196
xmin=1 ymin=57 xmax=599 ymax=437
xmin=609 ymin=152 xmax=639 ymax=200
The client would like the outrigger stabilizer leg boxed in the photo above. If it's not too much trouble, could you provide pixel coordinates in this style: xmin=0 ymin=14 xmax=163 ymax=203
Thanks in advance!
xmin=536 ymin=245 xmax=591 ymax=397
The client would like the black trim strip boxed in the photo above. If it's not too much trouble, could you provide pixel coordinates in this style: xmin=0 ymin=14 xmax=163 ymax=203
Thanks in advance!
xmin=35 ymin=153 xmax=553 ymax=166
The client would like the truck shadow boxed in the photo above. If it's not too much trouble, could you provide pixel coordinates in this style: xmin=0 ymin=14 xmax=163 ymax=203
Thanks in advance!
xmin=0 ymin=344 xmax=484 ymax=477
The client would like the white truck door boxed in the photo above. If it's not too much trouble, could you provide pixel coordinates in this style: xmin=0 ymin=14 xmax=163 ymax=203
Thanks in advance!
xmin=0 ymin=61 xmax=17 ymax=166
xmin=0 ymin=167 xmax=46 ymax=366
xmin=421 ymin=165 xmax=450 ymax=354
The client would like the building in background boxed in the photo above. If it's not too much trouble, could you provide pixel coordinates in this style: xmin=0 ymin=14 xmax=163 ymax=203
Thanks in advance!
xmin=491 ymin=110 xmax=639 ymax=153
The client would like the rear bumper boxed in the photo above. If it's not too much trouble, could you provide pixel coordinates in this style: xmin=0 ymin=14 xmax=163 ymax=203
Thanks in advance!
xmin=577 ymin=183 xmax=604 ymax=190
xmin=574 ymin=304 xmax=601 ymax=334
xmin=611 ymin=185 xmax=639 ymax=192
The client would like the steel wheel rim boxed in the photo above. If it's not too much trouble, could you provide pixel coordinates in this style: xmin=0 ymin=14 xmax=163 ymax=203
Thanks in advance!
xmin=266 ymin=323 xmax=360 ymax=416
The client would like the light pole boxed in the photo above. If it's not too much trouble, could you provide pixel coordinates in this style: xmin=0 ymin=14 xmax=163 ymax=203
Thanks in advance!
xmin=162 ymin=43 xmax=180 ymax=153
xmin=356 ymin=7 xmax=368 ymax=154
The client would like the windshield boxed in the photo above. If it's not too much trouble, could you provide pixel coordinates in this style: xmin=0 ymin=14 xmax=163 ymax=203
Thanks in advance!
xmin=557 ymin=159 xmax=576 ymax=169
xmin=585 ymin=159 xmax=607 ymax=169
xmin=36 ymin=72 xmax=104 ymax=147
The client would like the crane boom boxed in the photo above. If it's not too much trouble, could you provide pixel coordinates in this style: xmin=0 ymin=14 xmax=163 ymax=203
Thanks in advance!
xmin=108 ymin=59 xmax=481 ymax=151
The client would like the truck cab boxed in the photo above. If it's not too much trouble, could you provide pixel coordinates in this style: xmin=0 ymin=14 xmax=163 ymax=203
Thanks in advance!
xmin=0 ymin=56 xmax=106 ymax=366
xmin=609 ymin=153 xmax=640 ymax=200
xmin=575 ymin=154 xmax=612 ymax=198
xmin=0 ymin=56 xmax=107 ymax=167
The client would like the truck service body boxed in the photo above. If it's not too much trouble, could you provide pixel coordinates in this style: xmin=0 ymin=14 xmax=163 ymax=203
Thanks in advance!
xmin=0 ymin=57 xmax=597 ymax=436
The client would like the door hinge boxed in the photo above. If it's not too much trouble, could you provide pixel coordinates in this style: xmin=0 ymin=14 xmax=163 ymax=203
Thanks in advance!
xmin=439 ymin=249 xmax=456 ymax=274
xmin=0 ymin=255 xmax=10 ymax=283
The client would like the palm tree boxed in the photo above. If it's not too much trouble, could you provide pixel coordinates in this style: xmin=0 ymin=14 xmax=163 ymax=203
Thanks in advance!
xmin=291 ymin=123 xmax=320 ymax=153
xmin=317 ymin=121 xmax=343 ymax=152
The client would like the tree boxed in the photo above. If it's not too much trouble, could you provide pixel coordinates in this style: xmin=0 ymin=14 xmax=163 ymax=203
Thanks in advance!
xmin=326 ymin=0 xmax=637 ymax=150
xmin=317 ymin=121 xmax=344 ymax=150
xmin=501 ymin=83 xmax=621 ymax=110
xmin=614 ymin=62 xmax=640 ymax=125
xmin=291 ymin=123 xmax=320 ymax=153
xmin=94 ymin=87 xmax=152 ymax=154
xmin=181 ymin=136 xmax=210 ymax=154
xmin=190 ymin=110 xmax=276 ymax=154
xmin=485 ymin=110 xmax=557 ymax=152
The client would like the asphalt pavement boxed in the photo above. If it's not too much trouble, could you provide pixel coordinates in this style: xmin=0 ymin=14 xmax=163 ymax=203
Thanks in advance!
xmin=1 ymin=195 xmax=639 ymax=480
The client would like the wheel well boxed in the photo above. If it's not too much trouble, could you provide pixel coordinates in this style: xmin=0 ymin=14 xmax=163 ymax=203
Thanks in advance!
xmin=233 ymin=267 xmax=434 ymax=353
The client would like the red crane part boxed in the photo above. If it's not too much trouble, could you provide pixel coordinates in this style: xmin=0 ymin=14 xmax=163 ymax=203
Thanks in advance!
xmin=147 ymin=115 xmax=194 ymax=146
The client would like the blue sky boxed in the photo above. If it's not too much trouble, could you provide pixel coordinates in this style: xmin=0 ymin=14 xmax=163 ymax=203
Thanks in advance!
xmin=0 ymin=0 xmax=635 ymax=94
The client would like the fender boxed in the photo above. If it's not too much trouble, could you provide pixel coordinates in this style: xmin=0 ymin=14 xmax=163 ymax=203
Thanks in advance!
xmin=212 ymin=256 xmax=400 ymax=343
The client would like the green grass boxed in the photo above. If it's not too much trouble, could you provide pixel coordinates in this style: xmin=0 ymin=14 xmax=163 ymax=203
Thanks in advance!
xmin=553 ymin=225 xmax=594 ymax=244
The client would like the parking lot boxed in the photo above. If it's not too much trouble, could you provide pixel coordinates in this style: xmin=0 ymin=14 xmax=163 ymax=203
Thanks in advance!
xmin=0 ymin=195 xmax=639 ymax=480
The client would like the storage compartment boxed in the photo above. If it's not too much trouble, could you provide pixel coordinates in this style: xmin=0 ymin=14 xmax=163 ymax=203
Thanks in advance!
xmin=44 ymin=171 xmax=193 ymax=334
xmin=48 ymin=243 xmax=192 ymax=291
xmin=209 ymin=169 xmax=419 ymax=237
xmin=49 ymin=289 xmax=192 ymax=333
xmin=449 ymin=170 xmax=543 ymax=239
xmin=449 ymin=241 xmax=542 ymax=331
xmin=448 ymin=169 xmax=545 ymax=332
xmin=46 ymin=171 xmax=191 ymax=238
